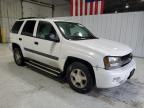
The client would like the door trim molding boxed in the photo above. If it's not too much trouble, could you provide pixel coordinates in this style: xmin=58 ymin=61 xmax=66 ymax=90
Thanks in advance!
xmin=24 ymin=47 xmax=59 ymax=60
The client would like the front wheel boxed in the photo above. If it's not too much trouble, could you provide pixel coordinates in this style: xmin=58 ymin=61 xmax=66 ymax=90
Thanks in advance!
xmin=66 ymin=62 xmax=94 ymax=94
xmin=13 ymin=48 xmax=25 ymax=66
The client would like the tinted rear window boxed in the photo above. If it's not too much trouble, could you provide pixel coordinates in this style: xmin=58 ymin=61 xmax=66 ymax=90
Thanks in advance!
xmin=11 ymin=21 xmax=24 ymax=34
xmin=21 ymin=21 xmax=36 ymax=36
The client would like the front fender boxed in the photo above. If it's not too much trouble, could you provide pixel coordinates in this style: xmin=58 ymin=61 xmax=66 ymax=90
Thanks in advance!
xmin=59 ymin=50 xmax=101 ymax=71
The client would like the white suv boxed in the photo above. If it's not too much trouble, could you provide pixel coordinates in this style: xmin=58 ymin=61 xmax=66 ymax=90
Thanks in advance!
xmin=10 ymin=18 xmax=136 ymax=93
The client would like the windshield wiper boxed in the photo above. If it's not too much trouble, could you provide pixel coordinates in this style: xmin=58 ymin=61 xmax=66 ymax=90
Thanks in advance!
xmin=68 ymin=35 xmax=98 ymax=40
xmin=69 ymin=36 xmax=87 ymax=40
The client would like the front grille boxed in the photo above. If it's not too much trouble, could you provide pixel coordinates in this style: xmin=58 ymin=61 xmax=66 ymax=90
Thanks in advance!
xmin=121 ymin=53 xmax=133 ymax=67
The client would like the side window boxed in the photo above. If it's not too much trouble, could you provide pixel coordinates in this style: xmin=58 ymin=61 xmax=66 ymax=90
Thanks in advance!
xmin=21 ymin=20 xmax=36 ymax=36
xmin=36 ymin=21 xmax=58 ymax=40
xmin=11 ymin=21 xmax=24 ymax=34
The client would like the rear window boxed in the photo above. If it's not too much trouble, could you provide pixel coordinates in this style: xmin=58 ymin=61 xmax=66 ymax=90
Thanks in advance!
xmin=11 ymin=21 xmax=24 ymax=34
xmin=21 ymin=20 xmax=36 ymax=36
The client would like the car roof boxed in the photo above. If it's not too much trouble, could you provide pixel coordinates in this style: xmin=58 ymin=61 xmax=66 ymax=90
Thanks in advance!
xmin=17 ymin=17 xmax=74 ymax=23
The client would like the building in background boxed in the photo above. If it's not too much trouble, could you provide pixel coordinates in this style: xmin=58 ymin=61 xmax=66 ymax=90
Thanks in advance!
xmin=0 ymin=0 xmax=144 ymax=43
xmin=0 ymin=0 xmax=22 ymax=43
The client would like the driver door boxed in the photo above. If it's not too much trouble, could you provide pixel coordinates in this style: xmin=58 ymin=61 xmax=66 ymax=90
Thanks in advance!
xmin=33 ymin=21 xmax=61 ymax=68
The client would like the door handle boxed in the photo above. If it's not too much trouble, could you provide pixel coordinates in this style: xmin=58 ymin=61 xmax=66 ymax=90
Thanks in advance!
xmin=19 ymin=38 xmax=22 ymax=41
xmin=34 ymin=41 xmax=38 ymax=45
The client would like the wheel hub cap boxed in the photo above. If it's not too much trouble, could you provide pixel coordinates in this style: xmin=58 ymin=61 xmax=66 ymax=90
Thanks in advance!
xmin=70 ymin=69 xmax=87 ymax=88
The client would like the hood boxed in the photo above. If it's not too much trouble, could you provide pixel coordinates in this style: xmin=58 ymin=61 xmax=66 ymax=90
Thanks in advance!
xmin=71 ymin=38 xmax=132 ymax=56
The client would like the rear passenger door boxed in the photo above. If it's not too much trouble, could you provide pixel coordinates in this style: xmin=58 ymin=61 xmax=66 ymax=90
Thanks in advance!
xmin=20 ymin=20 xmax=36 ymax=59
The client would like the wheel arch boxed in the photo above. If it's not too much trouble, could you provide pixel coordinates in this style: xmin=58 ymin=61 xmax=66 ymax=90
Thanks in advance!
xmin=12 ymin=43 xmax=21 ymax=50
xmin=63 ymin=56 xmax=96 ymax=85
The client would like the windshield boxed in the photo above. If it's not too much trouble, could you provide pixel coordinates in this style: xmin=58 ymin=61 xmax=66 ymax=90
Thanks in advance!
xmin=55 ymin=21 xmax=98 ymax=40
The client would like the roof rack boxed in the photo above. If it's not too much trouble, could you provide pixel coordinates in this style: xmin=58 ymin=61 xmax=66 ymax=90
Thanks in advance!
xmin=19 ymin=17 xmax=45 ymax=20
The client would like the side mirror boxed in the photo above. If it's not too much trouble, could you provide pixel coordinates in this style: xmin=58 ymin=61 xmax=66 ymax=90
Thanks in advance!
xmin=48 ymin=34 xmax=60 ymax=42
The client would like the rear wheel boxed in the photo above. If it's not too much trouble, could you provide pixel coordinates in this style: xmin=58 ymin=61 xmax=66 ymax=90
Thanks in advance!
xmin=66 ymin=62 xmax=94 ymax=94
xmin=13 ymin=48 xmax=25 ymax=66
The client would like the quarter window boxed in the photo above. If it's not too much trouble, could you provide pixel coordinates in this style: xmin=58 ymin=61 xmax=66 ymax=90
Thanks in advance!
xmin=11 ymin=21 xmax=24 ymax=34
xmin=21 ymin=21 xmax=36 ymax=36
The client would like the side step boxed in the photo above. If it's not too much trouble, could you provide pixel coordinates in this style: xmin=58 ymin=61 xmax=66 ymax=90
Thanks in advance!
xmin=25 ymin=61 xmax=61 ymax=77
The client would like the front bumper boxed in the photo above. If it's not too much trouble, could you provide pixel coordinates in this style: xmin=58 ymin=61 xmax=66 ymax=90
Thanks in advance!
xmin=93 ymin=59 xmax=136 ymax=88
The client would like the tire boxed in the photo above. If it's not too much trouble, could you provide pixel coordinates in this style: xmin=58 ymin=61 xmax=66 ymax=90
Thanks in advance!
xmin=13 ymin=47 xmax=25 ymax=66
xmin=66 ymin=62 xmax=94 ymax=94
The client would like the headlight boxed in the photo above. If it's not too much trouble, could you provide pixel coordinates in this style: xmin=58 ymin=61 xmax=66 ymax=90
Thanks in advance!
xmin=104 ymin=56 xmax=122 ymax=70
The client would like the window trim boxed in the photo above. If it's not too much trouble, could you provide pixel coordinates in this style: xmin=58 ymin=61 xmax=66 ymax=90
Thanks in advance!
xmin=35 ymin=21 xmax=60 ymax=42
xmin=21 ymin=20 xmax=36 ymax=37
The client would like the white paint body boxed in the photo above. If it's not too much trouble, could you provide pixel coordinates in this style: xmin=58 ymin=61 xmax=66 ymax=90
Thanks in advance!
xmin=10 ymin=19 xmax=136 ymax=88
